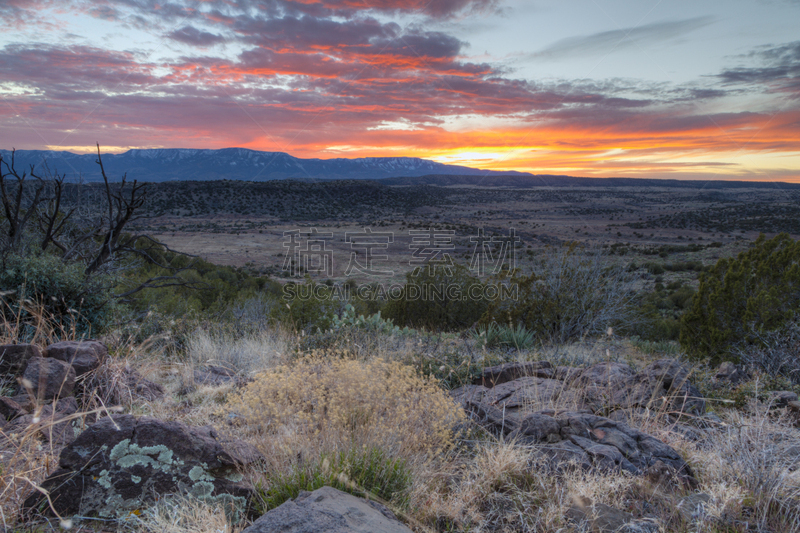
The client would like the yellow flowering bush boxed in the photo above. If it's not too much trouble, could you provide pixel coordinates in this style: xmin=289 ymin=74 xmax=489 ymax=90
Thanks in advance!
xmin=230 ymin=353 xmax=464 ymax=455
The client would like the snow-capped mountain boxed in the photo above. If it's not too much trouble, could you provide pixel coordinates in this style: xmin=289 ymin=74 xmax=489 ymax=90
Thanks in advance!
xmin=0 ymin=148 xmax=529 ymax=182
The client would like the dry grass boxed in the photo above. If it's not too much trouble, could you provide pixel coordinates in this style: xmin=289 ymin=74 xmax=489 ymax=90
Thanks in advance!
xmin=186 ymin=328 xmax=289 ymax=375
xmin=230 ymin=352 xmax=465 ymax=463
xmin=134 ymin=494 xmax=243 ymax=533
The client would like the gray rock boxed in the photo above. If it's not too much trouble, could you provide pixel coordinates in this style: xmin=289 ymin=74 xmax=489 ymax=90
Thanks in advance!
xmin=714 ymin=362 xmax=749 ymax=386
xmin=4 ymin=397 xmax=79 ymax=446
xmin=22 ymin=414 xmax=262 ymax=520
xmin=0 ymin=396 xmax=27 ymax=420
xmin=242 ymin=486 xmax=412 ymax=533
xmin=473 ymin=407 xmax=696 ymax=482
xmin=473 ymin=361 xmax=554 ymax=387
xmin=768 ymin=391 xmax=798 ymax=408
xmin=18 ymin=357 xmax=76 ymax=401
xmin=610 ymin=359 xmax=705 ymax=416
xmin=194 ymin=365 xmax=243 ymax=387
xmin=676 ymin=493 xmax=712 ymax=523
xmin=0 ymin=344 xmax=41 ymax=375
xmin=45 ymin=340 xmax=107 ymax=376
xmin=565 ymin=497 xmax=635 ymax=532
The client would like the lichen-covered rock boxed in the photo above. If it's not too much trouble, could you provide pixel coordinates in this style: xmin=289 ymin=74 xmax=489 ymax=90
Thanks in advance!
xmin=18 ymin=357 xmax=76 ymax=401
xmin=22 ymin=414 xmax=262 ymax=521
xmin=0 ymin=344 xmax=41 ymax=375
xmin=45 ymin=340 xmax=107 ymax=376
xmin=242 ymin=486 xmax=412 ymax=533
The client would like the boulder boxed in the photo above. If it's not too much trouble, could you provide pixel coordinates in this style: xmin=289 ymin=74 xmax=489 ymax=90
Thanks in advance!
xmin=22 ymin=414 xmax=262 ymax=520
xmin=45 ymin=340 xmax=107 ymax=376
xmin=18 ymin=357 xmax=76 ymax=401
xmin=242 ymin=486 xmax=412 ymax=533
xmin=0 ymin=396 xmax=27 ymax=421
xmin=0 ymin=344 xmax=41 ymax=375
xmin=465 ymin=402 xmax=695 ymax=483
xmin=3 ymin=397 xmax=79 ymax=446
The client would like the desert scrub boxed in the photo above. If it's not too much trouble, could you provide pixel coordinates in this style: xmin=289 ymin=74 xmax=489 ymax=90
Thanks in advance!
xmin=255 ymin=446 xmax=412 ymax=513
xmin=229 ymin=353 xmax=465 ymax=456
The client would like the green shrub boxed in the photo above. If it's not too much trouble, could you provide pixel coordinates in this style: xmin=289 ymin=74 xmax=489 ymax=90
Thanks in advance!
xmin=383 ymin=265 xmax=487 ymax=331
xmin=255 ymin=446 xmax=412 ymax=513
xmin=471 ymin=322 xmax=536 ymax=351
xmin=0 ymin=253 xmax=115 ymax=337
xmin=680 ymin=233 xmax=800 ymax=364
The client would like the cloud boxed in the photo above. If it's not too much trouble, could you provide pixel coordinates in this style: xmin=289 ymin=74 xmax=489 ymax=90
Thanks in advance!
xmin=167 ymin=26 xmax=226 ymax=46
xmin=531 ymin=16 xmax=715 ymax=60
xmin=717 ymin=41 xmax=800 ymax=93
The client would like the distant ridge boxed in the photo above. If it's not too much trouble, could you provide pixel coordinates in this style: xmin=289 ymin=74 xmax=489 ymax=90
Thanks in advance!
xmin=380 ymin=174 xmax=800 ymax=189
xmin=0 ymin=148 xmax=530 ymax=182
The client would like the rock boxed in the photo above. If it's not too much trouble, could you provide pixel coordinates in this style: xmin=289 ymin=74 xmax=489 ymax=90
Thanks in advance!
xmin=566 ymin=496 xmax=662 ymax=533
xmin=194 ymin=365 xmax=243 ymax=387
xmin=22 ymin=414 xmax=262 ymax=520
xmin=611 ymin=359 xmax=705 ymax=416
xmin=3 ymin=397 xmax=79 ymax=446
xmin=571 ymin=362 xmax=636 ymax=410
xmin=0 ymin=344 xmax=42 ymax=375
xmin=676 ymin=493 xmax=712 ymax=523
xmin=18 ymin=357 xmax=76 ymax=401
xmin=45 ymin=340 xmax=106 ymax=376
xmin=714 ymin=362 xmax=749 ymax=386
xmin=768 ymin=391 xmax=799 ymax=408
xmin=472 ymin=361 xmax=554 ymax=387
xmin=241 ymin=486 xmax=412 ymax=533
xmin=88 ymin=366 xmax=165 ymax=405
xmin=565 ymin=496 xmax=635 ymax=533
xmin=466 ymin=404 xmax=696 ymax=483
xmin=0 ymin=396 xmax=27 ymax=421
xmin=455 ymin=378 xmax=583 ymax=423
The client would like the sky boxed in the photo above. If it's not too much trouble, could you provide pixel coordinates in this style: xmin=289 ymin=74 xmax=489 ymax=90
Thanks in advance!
xmin=1 ymin=0 xmax=799 ymax=181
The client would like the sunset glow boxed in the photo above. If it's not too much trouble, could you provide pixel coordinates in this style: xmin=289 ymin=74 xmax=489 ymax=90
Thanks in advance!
xmin=2 ymin=0 xmax=799 ymax=181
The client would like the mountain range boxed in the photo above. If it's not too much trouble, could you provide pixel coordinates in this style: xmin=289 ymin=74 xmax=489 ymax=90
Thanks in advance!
xmin=0 ymin=148 xmax=529 ymax=182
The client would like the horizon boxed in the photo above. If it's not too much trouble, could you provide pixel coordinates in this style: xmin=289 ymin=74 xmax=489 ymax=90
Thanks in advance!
xmin=1 ymin=1 xmax=799 ymax=182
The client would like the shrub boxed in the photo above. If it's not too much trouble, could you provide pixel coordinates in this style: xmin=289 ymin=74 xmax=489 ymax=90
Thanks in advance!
xmin=680 ymin=233 xmax=800 ymax=364
xmin=256 ymin=446 xmax=412 ymax=512
xmin=471 ymin=322 xmax=536 ymax=351
xmin=732 ymin=320 xmax=800 ymax=384
xmin=481 ymin=245 xmax=638 ymax=344
xmin=0 ymin=253 xmax=114 ymax=337
xmin=230 ymin=354 xmax=465 ymax=455
xmin=383 ymin=264 xmax=487 ymax=331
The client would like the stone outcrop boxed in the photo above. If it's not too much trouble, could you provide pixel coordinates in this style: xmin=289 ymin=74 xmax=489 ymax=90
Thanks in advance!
xmin=456 ymin=358 xmax=702 ymax=484
xmin=242 ymin=486 xmax=412 ymax=533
